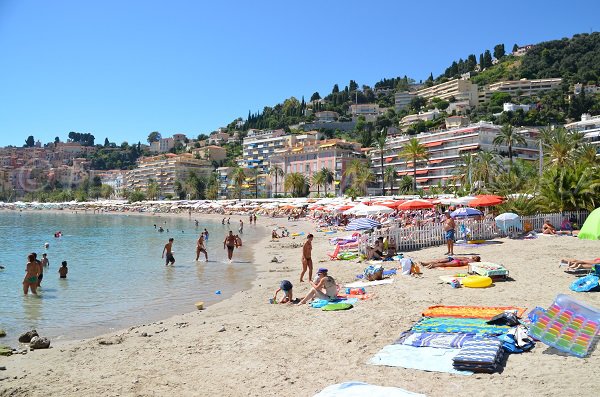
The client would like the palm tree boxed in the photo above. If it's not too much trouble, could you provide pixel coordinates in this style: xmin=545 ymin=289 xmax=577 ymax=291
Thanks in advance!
xmin=472 ymin=150 xmax=501 ymax=190
xmin=374 ymin=128 xmax=388 ymax=195
xmin=538 ymin=165 xmax=600 ymax=212
xmin=399 ymin=138 xmax=429 ymax=191
xmin=146 ymin=178 xmax=159 ymax=200
xmin=493 ymin=124 xmax=527 ymax=170
xmin=354 ymin=166 xmax=375 ymax=196
xmin=320 ymin=168 xmax=334 ymax=197
xmin=397 ymin=175 xmax=413 ymax=194
xmin=454 ymin=152 xmax=476 ymax=192
xmin=312 ymin=170 xmax=325 ymax=197
xmin=284 ymin=172 xmax=307 ymax=197
xmin=540 ymin=127 xmax=584 ymax=168
xmin=231 ymin=167 xmax=246 ymax=200
xmin=384 ymin=166 xmax=396 ymax=195
xmin=268 ymin=164 xmax=284 ymax=198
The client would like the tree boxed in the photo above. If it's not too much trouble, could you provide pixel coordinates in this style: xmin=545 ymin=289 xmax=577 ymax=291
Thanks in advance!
xmin=231 ymin=167 xmax=246 ymax=200
xmin=25 ymin=136 xmax=35 ymax=147
xmin=512 ymin=43 xmax=519 ymax=53
xmin=374 ymin=128 xmax=388 ymax=196
xmin=104 ymin=138 xmax=110 ymax=147
xmin=54 ymin=137 xmax=60 ymax=144
xmin=399 ymin=138 xmax=429 ymax=191
xmin=409 ymin=96 xmax=427 ymax=112
xmin=493 ymin=44 xmax=505 ymax=60
xmin=197 ymin=133 xmax=208 ymax=141
xmin=332 ymin=84 xmax=339 ymax=94
xmin=269 ymin=165 xmax=284 ymax=198
xmin=483 ymin=50 xmax=493 ymax=68
xmin=312 ymin=170 xmax=325 ymax=197
xmin=284 ymin=172 xmax=307 ymax=197
xmin=310 ymin=92 xmax=321 ymax=102
xmin=146 ymin=179 xmax=159 ymax=200
xmin=540 ymin=127 xmax=584 ymax=168
xmin=147 ymin=131 xmax=161 ymax=144
xmin=493 ymin=124 xmax=527 ymax=170
xmin=100 ymin=184 xmax=114 ymax=199
xmin=472 ymin=151 xmax=502 ymax=188
xmin=354 ymin=166 xmax=374 ymax=196
xmin=320 ymin=168 xmax=334 ymax=196
xmin=384 ymin=166 xmax=396 ymax=195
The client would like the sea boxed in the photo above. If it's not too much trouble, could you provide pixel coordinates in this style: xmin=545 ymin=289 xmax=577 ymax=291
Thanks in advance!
xmin=0 ymin=211 xmax=260 ymax=345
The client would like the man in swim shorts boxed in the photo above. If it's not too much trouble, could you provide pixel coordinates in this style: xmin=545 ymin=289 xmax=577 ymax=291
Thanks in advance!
xmin=224 ymin=231 xmax=237 ymax=262
xmin=443 ymin=212 xmax=456 ymax=255
xmin=300 ymin=234 xmax=314 ymax=282
xmin=239 ymin=219 xmax=244 ymax=234
xmin=23 ymin=253 xmax=40 ymax=295
xmin=421 ymin=255 xmax=481 ymax=269
xmin=162 ymin=238 xmax=175 ymax=266
xmin=196 ymin=234 xmax=208 ymax=261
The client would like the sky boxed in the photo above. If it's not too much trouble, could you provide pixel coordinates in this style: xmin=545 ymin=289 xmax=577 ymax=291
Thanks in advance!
xmin=0 ymin=0 xmax=598 ymax=147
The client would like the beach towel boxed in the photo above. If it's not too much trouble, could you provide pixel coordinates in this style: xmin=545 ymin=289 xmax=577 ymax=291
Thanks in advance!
xmin=400 ymin=332 xmax=477 ymax=349
xmin=368 ymin=344 xmax=472 ymax=375
xmin=314 ymin=381 xmax=426 ymax=397
xmin=422 ymin=305 xmax=527 ymax=320
xmin=436 ymin=264 xmax=469 ymax=271
xmin=310 ymin=298 xmax=358 ymax=308
xmin=412 ymin=317 xmax=510 ymax=335
xmin=322 ymin=302 xmax=353 ymax=311
xmin=336 ymin=292 xmax=373 ymax=300
xmin=345 ymin=279 xmax=394 ymax=288
xmin=452 ymin=338 xmax=504 ymax=373
xmin=468 ymin=262 xmax=509 ymax=278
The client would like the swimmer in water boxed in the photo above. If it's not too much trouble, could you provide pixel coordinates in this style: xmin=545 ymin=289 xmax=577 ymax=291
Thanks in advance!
xmin=162 ymin=238 xmax=175 ymax=266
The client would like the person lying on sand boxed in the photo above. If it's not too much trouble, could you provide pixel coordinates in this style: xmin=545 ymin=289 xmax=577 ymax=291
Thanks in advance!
xmin=561 ymin=258 xmax=600 ymax=270
xmin=420 ymin=255 xmax=481 ymax=269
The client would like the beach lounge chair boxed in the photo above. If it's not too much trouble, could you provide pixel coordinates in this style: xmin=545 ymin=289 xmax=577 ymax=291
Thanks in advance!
xmin=327 ymin=244 xmax=341 ymax=260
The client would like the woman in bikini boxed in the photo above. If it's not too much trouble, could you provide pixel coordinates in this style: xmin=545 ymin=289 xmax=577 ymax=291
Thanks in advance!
xmin=421 ymin=255 xmax=481 ymax=269
xmin=23 ymin=253 xmax=40 ymax=295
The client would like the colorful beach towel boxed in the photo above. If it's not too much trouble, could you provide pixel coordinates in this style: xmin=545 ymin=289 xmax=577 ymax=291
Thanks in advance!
xmin=422 ymin=305 xmax=527 ymax=320
xmin=452 ymin=338 xmax=504 ymax=373
xmin=310 ymin=298 xmax=358 ymax=308
xmin=469 ymin=262 xmax=509 ymax=277
xmin=336 ymin=292 xmax=373 ymax=300
xmin=356 ymin=269 xmax=397 ymax=279
xmin=400 ymin=332 xmax=478 ymax=349
xmin=368 ymin=344 xmax=472 ymax=375
xmin=412 ymin=317 xmax=510 ymax=336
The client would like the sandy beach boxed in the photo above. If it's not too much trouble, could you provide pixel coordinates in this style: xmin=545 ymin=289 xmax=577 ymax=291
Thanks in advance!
xmin=1 ymin=214 xmax=600 ymax=397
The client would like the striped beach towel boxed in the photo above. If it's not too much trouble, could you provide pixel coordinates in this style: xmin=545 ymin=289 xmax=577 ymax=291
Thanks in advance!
xmin=412 ymin=317 xmax=510 ymax=336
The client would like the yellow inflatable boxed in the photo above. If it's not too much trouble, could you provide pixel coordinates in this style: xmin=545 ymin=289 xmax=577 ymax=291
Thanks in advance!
xmin=461 ymin=275 xmax=492 ymax=288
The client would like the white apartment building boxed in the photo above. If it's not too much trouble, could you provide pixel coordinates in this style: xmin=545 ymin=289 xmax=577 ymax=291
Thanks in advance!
xmin=349 ymin=104 xmax=380 ymax=121
xmin=315 ymin=111 xmax=339 ymax=122
xmin=485 ymin=78 xmax=562 ymax=98
xmin=503 ymin=103 xmax=531 ymax=112
xmin=565 ymin=113 xmax=600 ymax=151
xmin=241 ymin=130 xmax=321 ymax=173
xmin=573 ymin=83 xmax=600 ymax=95
xmin=394 ymin=91 xmax=414 ymax=112
xmin=415 ymin=78 xmax=479 ymax=106
xmin=125 ymin=153 xmax=212 ymax=196
xmin=370 ymin=122 xmax=540 ymax=191
xmin=400 ymin=109 xmax=440 ymax=127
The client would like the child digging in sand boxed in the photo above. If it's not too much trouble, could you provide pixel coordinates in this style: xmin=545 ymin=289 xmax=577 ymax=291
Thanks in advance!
xmin=272 ymin=280 xmax=293 ymax=304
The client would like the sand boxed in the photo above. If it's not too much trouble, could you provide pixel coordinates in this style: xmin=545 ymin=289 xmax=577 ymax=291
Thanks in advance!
xmin=1 ymin=216 xmax=599 ymax=397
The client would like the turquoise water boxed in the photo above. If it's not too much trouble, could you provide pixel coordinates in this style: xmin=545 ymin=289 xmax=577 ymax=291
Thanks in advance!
xmin=0 ymin=211 xmax=261 ymax=344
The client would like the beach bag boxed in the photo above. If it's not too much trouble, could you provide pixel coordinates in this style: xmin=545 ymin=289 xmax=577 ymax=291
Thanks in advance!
xmin=400 ymin=258 xmax=413 ymax=275
xmin=410 ymin=262 xmax=421 ymax=275
xmin=363 ymin=265 xmax=384 ymax=281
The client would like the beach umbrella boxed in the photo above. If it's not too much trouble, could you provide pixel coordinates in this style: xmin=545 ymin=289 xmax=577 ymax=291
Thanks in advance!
xmin=451 ymin=207 xmax=483 ymax=218
xmin=343 ymin=203 xmax=371 ymax=215
xmin=495 ymin=212 xmax=522 ymax=232
xmin=469 ymin=196 xmax=503 ymax=207
xmin=345 ymin=218 xmax=381 ymax=231
xmin=578 ymin=208 xmax=600 ymax=240
xmin=353 ymin=204 xmax=395 ymax=215
xmin=397 ymin=199 xmax=435 ymax=210
xmin=336 ymin=204 xmax=355 ymax=212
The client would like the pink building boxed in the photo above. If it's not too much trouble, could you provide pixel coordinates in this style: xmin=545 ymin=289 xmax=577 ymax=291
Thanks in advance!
xmin=270 ymin=139 xmax=366 ymax=196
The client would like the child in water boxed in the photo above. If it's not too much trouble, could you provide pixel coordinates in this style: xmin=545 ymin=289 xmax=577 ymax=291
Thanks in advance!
xmin=59 ymin=261 xmax=68 ymax=278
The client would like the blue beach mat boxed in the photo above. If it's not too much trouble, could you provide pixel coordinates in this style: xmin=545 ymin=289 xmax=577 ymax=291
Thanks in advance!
xmin=311 ymin=298 xmax=358 ymax=308
xmin=412 ymin=317 xmax=510 ymax=336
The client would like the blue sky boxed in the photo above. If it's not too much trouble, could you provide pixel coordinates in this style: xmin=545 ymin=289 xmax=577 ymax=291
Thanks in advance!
xmin=0 ymin=0 xmax=597 ymax=147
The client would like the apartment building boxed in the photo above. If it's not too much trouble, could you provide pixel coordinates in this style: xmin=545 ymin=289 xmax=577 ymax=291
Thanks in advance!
xmin=503 ymin=103 xmax=531 ymax=112
xmin=314 ymin=111 xmax=339 ymax=122
xmin=191 ymin=145 xmax=227 ymax=162
xmin=91 ymin=170 xmax=126 ymax=198
xmin=394 ymin=91 xmax=415 ymax=111
xmin=150 ymin=138 xmax=174 ymax=153
xmin=241 ymin=130 xmax=321 ymax=173
xmin=349 ymin=104 xmax=380 ymax=121
xmin=415 ymin=78 xmax=479 ymax=106
xmin=269 ymin=139 xmax=365 ymax=196
xmin=482 ymin=78 xmax=562 ymax=101
xmin=370 ymin=122 xmax=540 ymax=192
xmin=400 ymin=109 xmax=440 ymax=127
xmin=565 ymin=113 xmax=600 ymax=151
xmin=125 ymin=153 xmax=212 ymax=196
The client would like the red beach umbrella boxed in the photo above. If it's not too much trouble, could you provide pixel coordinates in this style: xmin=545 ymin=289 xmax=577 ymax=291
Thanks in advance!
xmin=397 ymin=199 xmax=435 ymax=210
xmin=469 ymin=196 xmax=503 ymax=207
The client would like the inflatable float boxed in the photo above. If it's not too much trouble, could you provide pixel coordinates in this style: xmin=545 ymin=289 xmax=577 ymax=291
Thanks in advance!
xmin=461 ymin=275 xmax=493 ymax=288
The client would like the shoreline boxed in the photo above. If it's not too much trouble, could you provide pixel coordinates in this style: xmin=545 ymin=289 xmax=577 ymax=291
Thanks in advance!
xmin=0 ymin=208 xmax=270 ymax=347
xmin=2 ymin=212 xmax=600 ymax=396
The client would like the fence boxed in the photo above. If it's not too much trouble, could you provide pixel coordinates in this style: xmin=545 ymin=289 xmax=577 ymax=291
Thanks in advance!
xmin=358 ymin=210 xmax=590 ymax=253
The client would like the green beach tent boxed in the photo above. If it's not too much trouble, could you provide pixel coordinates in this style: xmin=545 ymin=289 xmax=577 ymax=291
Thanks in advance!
xmin=578 ymin=208 xmax=600 ymax=240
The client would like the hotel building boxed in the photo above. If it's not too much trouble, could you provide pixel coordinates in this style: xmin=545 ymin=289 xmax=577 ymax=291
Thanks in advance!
xmin=565 ymin=113 xmax=600 ymax=151
xmin=370 ymin=122 xmax=540 ymax=192
xmin=414 ymin=78 xmax=479 ymax=106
